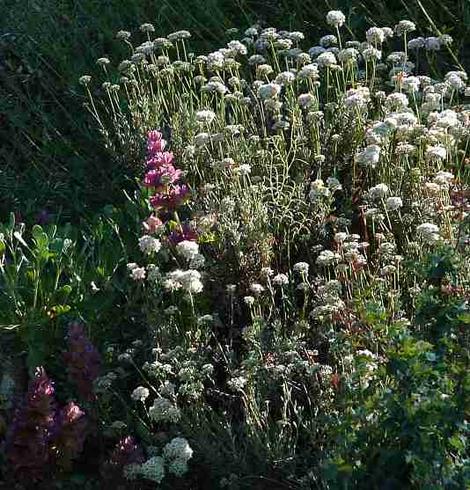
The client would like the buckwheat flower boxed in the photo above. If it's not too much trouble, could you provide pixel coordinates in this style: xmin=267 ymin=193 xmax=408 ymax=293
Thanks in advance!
xmin=293 ymin=262 xmax=309 ymax=275
xmin=202 ymin=81 xmax=228 ymax=94
xmin=309 ymin=179 xmax=330 ymax=200
xmin=140 ymin=23 xmax=155 ymax=33
xmin=298 ymin=63 xmax=320 ymax=79
xmin=142 ymin=215 xmax=163 ymax=234
xmin=248 ymin=54 xmax=266 ymax=65
xmin=195 ymin=109 xmax=216 ymax=124
xmin=258 ymin=82 xmax=281 ymax=99
xmin=260 ymin=267 xmax=274 ymax=278
xmin=236 ymin=163 xmax=252 ymax=176
xmin=181 ymin=269 xmax=203 ymax=294
xmin=386 ymin=197 xmax=403 ymax=211
xmin=368 ymin=183 xmax=389 ymax=199
xmin=319 ymin=35 xmax=337 ymax=48
xmin=176 ymin=240 xmax=199 ymax=261
xmin=167 ymin=30 xmax=191 ymax=42
xmin=274 ymin=38 xmax=293 ymax=50
xmin=272 ymin=71 xmax=294 ymax=85
xmin=250 ymin=283 xmax=265 ymax=295
xmin=425 ymin=37 xmax=441 ymax=51
xmin=386 ymin=51 xmax=407 ymax=64
xmin=345 ymin=87 xmax=370 ymax=109
xmin=366 ymin=27 xmax=385 ymax=45
xmin=79 ymin=75 xmax=92 ymax=86
xmin=326 ymin=10 xmax=346 ymax=28
xmin=245 ymin=26 xmax=259 ymax=36
xmin=334 ymin=232 xmax=348 ymax=243
xmin=317 ymin=51 xmax=337 ymax=68
xmin=439 ymin=34 xmax=453 ymax=46
xmin=355 ymin=145 xmax=381 ymax=168
xmin=163 ymin=437 xmax=193 ymax=464
xmin=131 ymin=386 xmax=150 ymax=402
xmin=260 ymin=27 xmax=278 ymax=41
xmin=298 ymin=93 xmax=316 ymax=108
xmin=272 ymin=273 xmax=289 ymax=286
xmin=396 ymin=143 xmax=416 ymax=155
xmin=402 ymin=76 xmax=420 ymax=93
xmin=446 ymin=73 xmax=466 ymax=91
xmin=308 ymin=46 xmax=325 ymax=59
xmin=431 ymin=109 xmax=460 ymax=129
xmin=149 ymin=398 xmax=180 ymax=423
xmin=130 ymin=266 xmax=146 ymax=281
xmin=416 ymin=223 xmax=440 ymax=242
xmin=385 ymin=92 xmax=409 ymax=111
xmin=227 ymin=40 xmax=247 ymax=56
xmin=425 ymin=145 xmax=447 ymax=161
xmin=395 ymin=20 xmax=416 ymax=36
xmin=244 ymin=296 xmax=255 ymax=306
xmin=338 ymin=47 xmax=359 ymax=64
xmin=116 ymin=30 xmax=131 ymax=40
xmin=408 ymin=37 xmax=425 ymax=50
xmin=256 ymin=64 xmax=273 ymax=78
xmin=138 ymin=235 xmax=161 ymax=255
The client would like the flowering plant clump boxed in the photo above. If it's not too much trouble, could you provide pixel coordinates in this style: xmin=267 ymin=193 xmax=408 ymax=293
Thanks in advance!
xmin=77 ymin=11 xmax=470 ymax=487
xmin=1 ymin=7 xmax=463 ymax=489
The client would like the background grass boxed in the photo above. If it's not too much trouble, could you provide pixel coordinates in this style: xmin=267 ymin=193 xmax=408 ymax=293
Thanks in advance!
xmin=1 ymin=0 xmax=468 ymax=222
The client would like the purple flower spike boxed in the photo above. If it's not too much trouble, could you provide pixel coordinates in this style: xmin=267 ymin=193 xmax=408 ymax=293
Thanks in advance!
xmin=64 ymin=321 xmax=101 ymax=402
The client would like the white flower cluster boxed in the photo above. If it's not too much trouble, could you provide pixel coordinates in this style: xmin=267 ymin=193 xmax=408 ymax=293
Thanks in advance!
xmin=131 ymin=386 xmax=150 ymax=402
xmin=149 ymin=397 xmax=181 ymax=423
xmin=138 ymin=235 xmax=161 ymax=255
xmin=164 ymin=269 xmax=204 ymax=293
xmin=163 ymin=437 xmax=193 ymax=476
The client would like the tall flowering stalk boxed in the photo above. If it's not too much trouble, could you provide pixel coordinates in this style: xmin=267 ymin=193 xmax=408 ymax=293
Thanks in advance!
xmin=6 ymin=367 xmax=56 ymax=481
xmin=50 ymin=401 xmax=88 ymax=471
xmin=64 ymin=321 xmax=101 ymax=401
xmin=5 ymin=368 xmax=88 ymax=481
xmin=145 ymin=131 xmax=189 ymax=212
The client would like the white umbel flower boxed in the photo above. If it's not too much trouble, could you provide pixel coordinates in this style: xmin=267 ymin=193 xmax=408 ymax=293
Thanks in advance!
xmin=416 ymin=223 xmax=440 ymax=242
xmin=356 ymin=145 xmax=381 ymax=167
xmin=385 ymin=197 xmax=403 ymax=211
xmin=326 ymin=10 xmax=346 ymax=28
xmin=293 ymin=262 xmax=309 ymax=274
xmin=369 ymin=183 xmax=389 ymax=199
xmin=196 ymin=110 xmax=216 ymax=124
xmin=131 ymin=386 xmax=150 ymax=402
xmin=139 ymin=235 xmax=161 ymax=255
xmin=425 ymin=145 xmax=447 ymax=161
xmin=317 ymin=51 xmax=337 ymax=68
xmin=176 ymin=240 xmax=200 ymax=260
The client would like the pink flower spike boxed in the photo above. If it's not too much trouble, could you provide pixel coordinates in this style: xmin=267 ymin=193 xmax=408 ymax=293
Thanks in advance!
xmin=150 ymin=184 xmax=190 ymax=210
xmin=146 ymin=151 xmax=174 ymax=169
xmin=147 ymin=130 xmax=166 ymax=155
xmin=143 ymin=164 xmax=182 ymax=189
